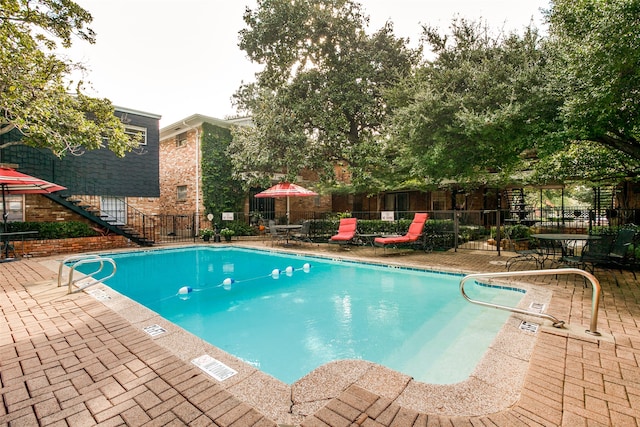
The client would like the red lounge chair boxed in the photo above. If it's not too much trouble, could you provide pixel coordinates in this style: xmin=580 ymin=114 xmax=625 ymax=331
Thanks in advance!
xmin=329 ymin=217 xmax=357 ymax=246
xmin=374 ymin=213 xmax=429 ymax=249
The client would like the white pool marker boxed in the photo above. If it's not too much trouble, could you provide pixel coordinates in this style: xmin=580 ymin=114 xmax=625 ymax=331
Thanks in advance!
xmin=529 ymin=302 xmax=546 ymax=313
xmin=86 ymin=288 xmax=111 ymax=301
xmin=142 ymin=324 xmax=167 ymax=338
xmin=519 ymin=320 xmax=539 ymax=333
xmin=192 ymin=355 xmax=237 ymax=381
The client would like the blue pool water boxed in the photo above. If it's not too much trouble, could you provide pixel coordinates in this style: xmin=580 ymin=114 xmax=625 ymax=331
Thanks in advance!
xmin=81 ymin=247 xmax=524 ymax=384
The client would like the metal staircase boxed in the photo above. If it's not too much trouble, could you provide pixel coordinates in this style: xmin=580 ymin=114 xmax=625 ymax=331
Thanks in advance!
xmin=503 ymin=188 xmax=535 ymax=225
xmin=593 ymin=186 xmax=616 ymax=214
xmin=44 ymin=193 xmax=155 ymax=246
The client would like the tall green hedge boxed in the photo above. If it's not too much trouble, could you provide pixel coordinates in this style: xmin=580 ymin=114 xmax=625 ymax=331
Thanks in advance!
xmin=200 ymin=122 xmax=245 ymax=224
xmin=4 ymin=221 xmax=100 ymax=239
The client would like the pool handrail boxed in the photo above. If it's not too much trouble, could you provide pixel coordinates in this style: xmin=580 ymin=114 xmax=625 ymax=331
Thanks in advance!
xmin=459 ymin=268 xmax=601 ymax=336
xmin=59 ymin=254 xmax=117 ymax=294
xmin=58 ymin=254 xmax=103 ymax=287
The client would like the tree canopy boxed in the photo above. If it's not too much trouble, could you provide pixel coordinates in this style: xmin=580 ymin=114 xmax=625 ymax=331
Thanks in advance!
xmin=387 ymin=19 xmax=554 ymax=187
xmin=231 ymin=0 xmax=640 ymax=193
xmin=546 ymin=0 xmax=640 ymax=160
xmin=388 ymin=0 xmax=640 ymax=187
xmin=231 ymin=0 xmax=420 ymax=191
xmin=0 ymin=0 xmax=139 ymax=157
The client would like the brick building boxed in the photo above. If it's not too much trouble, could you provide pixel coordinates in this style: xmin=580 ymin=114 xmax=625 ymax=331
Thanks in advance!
xmin=159 ymin=114 xmax=336 ymax=224
xmin=158 ymin=113 xmax=479 ymax=223
xmin=0 ymin=106 xmax=162 ymax=243
xmin=158 ymin=114 xmax=245 ymax=218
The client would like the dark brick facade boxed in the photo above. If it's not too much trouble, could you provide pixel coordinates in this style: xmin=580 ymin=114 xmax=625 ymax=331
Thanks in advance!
xmin=0 ymin=108 xmax=161 ymax=197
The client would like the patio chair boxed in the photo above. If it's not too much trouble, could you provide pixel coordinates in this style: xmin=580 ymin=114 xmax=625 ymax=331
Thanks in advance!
xmin=505 ymin=234 xmax=544 ymax=271
xmin=580 ymin=228 xmax=638 ymax=284
xmin=328 ymin=217 xmax=358 ymax=247
xmin=560 ymin=234 xmax=615 ymax=276
xmin=607 ymin=228 xmax=637 ymax=278
xmin=1 ymin=240 xmax=16 ymax=260
xmin=374 ymin=213 xmax=429 ymax=250
xmin=291 ymin=221 xmax=312 ymax=245
xmin=267 ymin=223 xmax=286 ymax=246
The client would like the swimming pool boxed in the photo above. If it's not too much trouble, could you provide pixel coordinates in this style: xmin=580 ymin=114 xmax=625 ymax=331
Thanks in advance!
xmin=82 ymin=246 xmax=524 ymax=384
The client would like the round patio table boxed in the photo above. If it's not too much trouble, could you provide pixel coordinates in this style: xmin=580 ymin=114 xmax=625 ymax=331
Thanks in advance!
xmin=274 ymin=224 xmax=302 ymax=245
xmin=531 ymin=233 xmax=600 ymax=260
xmin=356 ymin=233 xmax=381 ymax=247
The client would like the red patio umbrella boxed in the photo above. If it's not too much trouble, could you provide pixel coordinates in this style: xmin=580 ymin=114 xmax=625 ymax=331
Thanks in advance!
xmin=254 ymin=182 xmax=318 ymax=223
xmin=0 ymin=167 xmax=66 ymax=257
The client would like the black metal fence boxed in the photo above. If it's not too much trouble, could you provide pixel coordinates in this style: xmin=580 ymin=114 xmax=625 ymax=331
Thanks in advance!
xmin=150 ymin=207 xmax=640 ymax=252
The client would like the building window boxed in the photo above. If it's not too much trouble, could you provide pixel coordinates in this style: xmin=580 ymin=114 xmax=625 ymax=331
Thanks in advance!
xmin=176 ymin=132 xmax=188 ymax=147
xmin=125 ymin=125 xmax=147 ymax=145
xmin=384 ymin=192 xmax=409 ymax=212
xmin=432 ymin=191 xmax=447 ymax=210
xmin=177 ymin=185 xmax=187 ymax=201
xmin=5 ymin=195 xmax=24 ymax=222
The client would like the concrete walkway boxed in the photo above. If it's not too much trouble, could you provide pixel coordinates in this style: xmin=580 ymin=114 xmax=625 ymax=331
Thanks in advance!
xmin=1 ymin=246 xmax=639 ymax=426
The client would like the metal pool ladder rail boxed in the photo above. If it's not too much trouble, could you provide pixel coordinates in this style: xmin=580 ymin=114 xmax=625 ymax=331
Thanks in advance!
xmin=58 ymin=254 xmax=117 ymax=294
xmin=460 ymin=268 xmax=601 ymax=336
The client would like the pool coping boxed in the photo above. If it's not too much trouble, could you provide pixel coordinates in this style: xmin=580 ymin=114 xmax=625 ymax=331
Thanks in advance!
xmin=42 ymin=243 xmax=597 ymax=425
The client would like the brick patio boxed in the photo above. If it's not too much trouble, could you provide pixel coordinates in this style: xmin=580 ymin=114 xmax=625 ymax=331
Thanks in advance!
xmin=1 ymin=245 xmax=639 ymax=426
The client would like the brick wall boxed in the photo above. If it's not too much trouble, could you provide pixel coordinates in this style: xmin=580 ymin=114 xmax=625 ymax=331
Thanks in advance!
xmin=25 ymin=194 xmax=95 ymax=224
xmin=126 ymin=196 xmax=161 ymax=216
xmin=159 ymin=127 xmax=203 ymax=215
xmin=24 ymin=194 xmax=160 ymax=227
xmin=9 ymin=235 xmax=133 ymax=258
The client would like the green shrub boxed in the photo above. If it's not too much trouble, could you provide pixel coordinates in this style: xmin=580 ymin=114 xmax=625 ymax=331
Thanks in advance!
xmin=459 ymin=225 xmax=488 ymax=242
xmin=224 ymin=221 xmax=256 ymax=236
xmin=5 ymin=221 xmax=100 ymax=239
xmin=505 ymin=224 xmax=531 ymax=239
xmin=424 ymin=219 xmax=454 ymax=234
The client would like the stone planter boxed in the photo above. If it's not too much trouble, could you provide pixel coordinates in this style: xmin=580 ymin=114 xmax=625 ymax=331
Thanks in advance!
xmin=514 ymin=241 xmax=529 ymax=251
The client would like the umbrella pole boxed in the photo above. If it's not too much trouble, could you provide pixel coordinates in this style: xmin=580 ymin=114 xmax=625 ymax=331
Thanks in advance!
xmin=2 ymin=185 xmax=6 ymax=231
xmin=2 ymin=185 xmax=8 ymax=259
xmin=286 ymin=196 xmax=290 ymax=225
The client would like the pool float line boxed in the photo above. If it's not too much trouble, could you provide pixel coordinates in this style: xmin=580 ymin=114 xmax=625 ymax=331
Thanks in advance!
xmin=176 ymin=263 xmax=312 ymax=297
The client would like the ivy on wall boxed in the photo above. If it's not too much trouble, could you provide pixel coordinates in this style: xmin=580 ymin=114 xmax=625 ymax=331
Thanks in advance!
xmin=200 ymin=122 xmax=245 ymax=222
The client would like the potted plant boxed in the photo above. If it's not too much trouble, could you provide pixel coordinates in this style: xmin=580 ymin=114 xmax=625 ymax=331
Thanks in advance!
xmin=199 ymin=228 xmax=215 ymax=242
xmin=220 ymin=228 xmax=235 ymax=242
xmin=505 ymin=224 xmax=532 ymax=250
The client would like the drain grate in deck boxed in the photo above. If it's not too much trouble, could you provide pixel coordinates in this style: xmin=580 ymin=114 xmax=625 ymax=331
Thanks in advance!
xmin=529 ymin=302 xmax=546 ymax=313
xmin=143 ymin=324 xmax=167 ymax=338
xmin=519 ymin=320 xmax=539 ymax=333
xmin=192 ymin=355 xmax=237 ymax=381
xmin=86 ymin=288 xmax=111 ymax=301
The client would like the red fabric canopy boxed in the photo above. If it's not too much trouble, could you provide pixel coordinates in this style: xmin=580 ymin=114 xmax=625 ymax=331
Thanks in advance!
xmin=254 ymin=182 xmax=318 ymax=223
xmin=0 ymin=167 xmax=67 ymax=258
xmin=254 ymin=182 xmax=317 ymax=198
xmin=0 ymin=167 xmax=66 ymax=194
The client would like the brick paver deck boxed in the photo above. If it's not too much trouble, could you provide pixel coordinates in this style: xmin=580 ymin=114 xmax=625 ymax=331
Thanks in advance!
xmin=1 ymin=245 xmax=639 ymax=426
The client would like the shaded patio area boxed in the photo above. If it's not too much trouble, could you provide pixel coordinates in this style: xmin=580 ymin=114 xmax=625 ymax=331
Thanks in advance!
xmin=1 ymin=244 xmax=639 ymax=426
